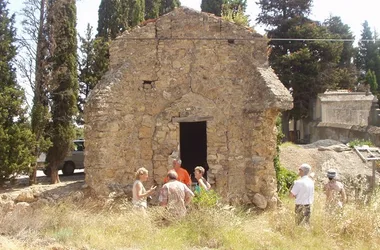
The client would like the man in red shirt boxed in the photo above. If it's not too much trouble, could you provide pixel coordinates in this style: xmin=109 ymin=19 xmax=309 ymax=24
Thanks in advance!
xmin=164 ymin=159 xmax=191 ymax=187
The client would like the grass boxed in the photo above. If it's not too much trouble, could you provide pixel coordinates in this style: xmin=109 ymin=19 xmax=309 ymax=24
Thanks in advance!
xmin=280 ymin=141 xmax=299 ymax=148
xmin=1 ymin=190 xmax=380 ymax=249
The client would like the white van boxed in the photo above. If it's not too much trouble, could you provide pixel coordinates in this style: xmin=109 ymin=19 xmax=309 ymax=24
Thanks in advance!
xmin=41 ymin=140 xmax=85 ymax=176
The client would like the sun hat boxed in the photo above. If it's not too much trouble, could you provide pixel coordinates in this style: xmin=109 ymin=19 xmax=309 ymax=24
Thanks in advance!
xmin=327 ymin=169 xmax=337 ymax=179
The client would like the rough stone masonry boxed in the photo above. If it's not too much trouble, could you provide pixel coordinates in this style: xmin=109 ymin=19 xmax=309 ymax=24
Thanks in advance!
xmin=84 ymin=7 xmax=293 ymax=209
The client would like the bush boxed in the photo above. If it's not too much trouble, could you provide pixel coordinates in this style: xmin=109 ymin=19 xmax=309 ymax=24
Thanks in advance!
xmin=274 ymin=115 xmax=298 ymax=197
xmin=348 ymin=139 xmax=373 ymax=148
xmin=192 ymin=189 xmax=220 ymax=208
xmin=275 ymin=162 xmax=298 ymax=197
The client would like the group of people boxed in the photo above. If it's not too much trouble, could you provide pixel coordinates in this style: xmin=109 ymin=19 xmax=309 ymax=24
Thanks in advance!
xmin=132 ymin=159 xmax=211 ymax=217
xmin=290 ymin=163 xmax=347 ymax=226
xmin=132 ymin=159 xmax=346 ymax=224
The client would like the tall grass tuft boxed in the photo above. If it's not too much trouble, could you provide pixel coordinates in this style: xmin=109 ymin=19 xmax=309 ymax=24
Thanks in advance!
xmin=1 ymin=190 xmax=380 ymax=249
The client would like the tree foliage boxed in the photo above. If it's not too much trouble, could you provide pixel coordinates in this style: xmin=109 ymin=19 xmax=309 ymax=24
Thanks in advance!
xmin=365 ymin=70 xmax=378 ymax=94
xmin=257 ymin=0 xmax=351 ymax=120
xmin=221 ymin=0 xmax=249 ymax=26
xmin=77 ymin=24 xmax=109 ymax=124
xmin=145 ymin=0 xmax=160 ymax=19
xmin=274 ymin=116 xmax=298 ymax=197
xmin=97 ymin=0 xmax=124 ymax=40
xmin=128 ymin=0 xmax=145 ymax=27
xmin=159 ymin=0 xmax=180 ymax=16
xmin=256 ymin=0 xmax=312 ymax=28
xmin=222 ymin=0 xmax=247 ymax=13
xmin=0 ymin=0 xmax=36 ymax=183
xmin=45 ymin=0 xmax=78 ymax=183
xmin=81 ymin=0 xmax=178 ymax=125
xmin=355 ymin=21 xmax=380 ymax=88
xmin=18 ymin=0 xmax=53 ymax=184
xmin=201 ymin=0 xmax=224 ymax=16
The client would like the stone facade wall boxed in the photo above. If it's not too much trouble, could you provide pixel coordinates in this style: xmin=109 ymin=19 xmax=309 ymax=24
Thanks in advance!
xmin=315 ymin=92 xmax=375 ymax=126
xmin=84 ymin=8 xmax=292 ymax=208
xmin=310 ymin=91 xmax=380 ymax=145
xmin=311 ymin=123 xmax=380 ymax=146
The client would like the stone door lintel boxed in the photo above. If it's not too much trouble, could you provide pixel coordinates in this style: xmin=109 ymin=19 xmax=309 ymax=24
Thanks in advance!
xmin=172 ymin=116 xmax=214 ymax=123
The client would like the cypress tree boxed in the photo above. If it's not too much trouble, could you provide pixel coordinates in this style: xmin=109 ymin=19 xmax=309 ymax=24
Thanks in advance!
xmin=201 ymin=0 xmax=224 ymax=16
xmin=0 ymin=0 xmax=35 ymax=183
xmin=45 ymin=0 xmax=78 ymax=184
xmin=97 ymin=0 xmax=124 ymax=40
xmin=159 ymin=0 xmax=180 ymax=16
xmin=128 ymin=0 xmax=145 ymax=27
xmin=145 ymin=0 xmax=161 ymax=19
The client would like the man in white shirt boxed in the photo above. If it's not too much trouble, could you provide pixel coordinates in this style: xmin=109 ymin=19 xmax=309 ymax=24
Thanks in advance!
xmin=290 ymin=163 xmax=315 ymax=225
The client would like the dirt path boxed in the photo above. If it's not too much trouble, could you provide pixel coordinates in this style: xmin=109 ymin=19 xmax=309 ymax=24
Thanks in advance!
xmin=0 ymin=171 xmax=85 ymax=200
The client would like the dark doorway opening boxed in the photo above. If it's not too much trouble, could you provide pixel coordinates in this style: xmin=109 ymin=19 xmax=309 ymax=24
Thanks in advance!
xmin=180 ymin=121 xmax=208 ymax=182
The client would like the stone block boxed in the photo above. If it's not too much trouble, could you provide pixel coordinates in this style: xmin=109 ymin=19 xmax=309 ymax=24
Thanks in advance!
xmin=138 ymin=126 xmax=154 ymax=139
xmin=252 ymin=193 xmax=268 ymax=209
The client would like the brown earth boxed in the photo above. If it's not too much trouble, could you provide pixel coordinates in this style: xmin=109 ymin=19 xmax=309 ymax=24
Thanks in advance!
xmin=280 ymin=140 xmax=375 ymax=180
xmin=0 ymin=172 xmax=86 ymax=201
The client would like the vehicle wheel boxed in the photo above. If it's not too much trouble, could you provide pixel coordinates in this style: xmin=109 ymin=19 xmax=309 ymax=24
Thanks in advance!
xmin=62 ymin=162 xmax=75 ymax=176
xmin=43 ymin=167 xmax=51 ymax=177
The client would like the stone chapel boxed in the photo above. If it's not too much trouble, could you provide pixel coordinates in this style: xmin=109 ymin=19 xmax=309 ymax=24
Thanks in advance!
xmin=84 ymin=7 xmax=293 ymax=208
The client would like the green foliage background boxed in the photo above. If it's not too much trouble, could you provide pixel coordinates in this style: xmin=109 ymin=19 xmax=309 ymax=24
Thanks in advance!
xmin=274 ymin=116 xmax=298 ymax=197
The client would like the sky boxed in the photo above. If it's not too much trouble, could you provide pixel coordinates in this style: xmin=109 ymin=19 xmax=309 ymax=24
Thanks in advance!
xmin=7 ymin=0 xmax=380 ymax=103
xmin=9 ymin=0 xmax=380 ymax=40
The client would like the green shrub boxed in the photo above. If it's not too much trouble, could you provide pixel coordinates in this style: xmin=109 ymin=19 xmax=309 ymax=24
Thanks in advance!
xmin=274 ymin=115 xmax=298 ymax=197
xmin=275 ymin=163 xmax=298 ymax=197
xmin=348 ymin=139 xmax=373 ymax=148
xmin=192 ymin=189 xmax=220 ymax=208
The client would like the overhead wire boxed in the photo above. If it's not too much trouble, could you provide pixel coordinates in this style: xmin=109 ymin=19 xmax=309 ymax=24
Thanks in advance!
xmin=13 ymin=37 xmax=377 ymax=42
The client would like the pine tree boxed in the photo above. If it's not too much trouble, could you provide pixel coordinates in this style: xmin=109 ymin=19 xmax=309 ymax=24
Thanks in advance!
xmin=257 ymin=0 xmax=346 ymax=139
xmin=256 ymin=0 xmax=312 ymax=28
xmin=45 ymin=0 xmax=78 ymax=184
xmin=0 ymin=0 xmax=36 ymax=183
xmin=356 ymin=21 xmax=374 ymax=74
xmin=323 ymin=16 xmax=357 ymax=90
xmin=201 ymin=0 xmax=224 ymax=16
xmin=356 ymin=21 xmax=380 ymax=87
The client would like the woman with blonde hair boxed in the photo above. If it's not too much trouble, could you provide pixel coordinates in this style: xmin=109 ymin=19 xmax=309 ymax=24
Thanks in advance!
xmin=194 ymin=166 xmax=211 ymax=193
xmin=132 ymin=167 xmax=156 ymax=210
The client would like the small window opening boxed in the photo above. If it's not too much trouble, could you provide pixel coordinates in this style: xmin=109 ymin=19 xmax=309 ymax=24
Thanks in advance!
xmin=228 ymin=39 xmax=235 ymax=44
xmin=142 ymin=80 xmax=155 ymax=90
